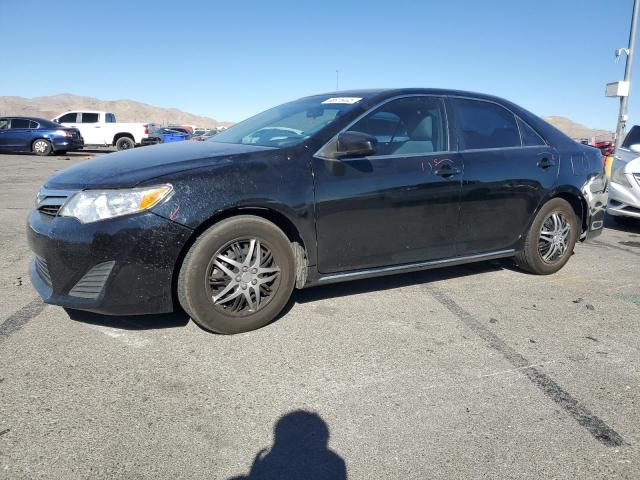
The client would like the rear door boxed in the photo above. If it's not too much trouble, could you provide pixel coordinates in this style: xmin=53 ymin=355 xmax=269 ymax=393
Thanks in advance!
xmin=450 ymin=97 xmax=558 ymax=255
xmin=79 ymin=112 xmax=105 ymax=144
xmin=313 ymin=95 xmax=463 ymax=273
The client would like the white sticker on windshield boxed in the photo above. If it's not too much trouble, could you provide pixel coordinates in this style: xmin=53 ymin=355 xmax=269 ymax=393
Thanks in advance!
xmin=321 ymin=97 xmax=362 ymax=104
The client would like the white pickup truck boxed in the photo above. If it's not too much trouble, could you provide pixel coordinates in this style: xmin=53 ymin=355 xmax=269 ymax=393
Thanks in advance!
xmin=52 ymin=111 xmax=158 ymax=151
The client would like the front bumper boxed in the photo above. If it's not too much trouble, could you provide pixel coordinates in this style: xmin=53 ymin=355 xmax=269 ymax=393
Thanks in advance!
xmin=608 ymin=178 xmax=640 ymax=219
xmin=27 ymin=209 xmax=193 ymax=315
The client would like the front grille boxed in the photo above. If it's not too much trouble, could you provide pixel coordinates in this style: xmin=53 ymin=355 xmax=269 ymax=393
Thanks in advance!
xmin=34 ymin=256 xmax=52 ymax=287
xmin=68 ymin=261 xmax=115 ymax=299
xmin=35 ymin=188 xmax=75 ymax=217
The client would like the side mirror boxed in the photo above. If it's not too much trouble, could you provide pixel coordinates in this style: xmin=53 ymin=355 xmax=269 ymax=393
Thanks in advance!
xmin=629 ymin=143 xmax=640 ymax=153
xmin=335 ymin=131 xmax=376 ymax=158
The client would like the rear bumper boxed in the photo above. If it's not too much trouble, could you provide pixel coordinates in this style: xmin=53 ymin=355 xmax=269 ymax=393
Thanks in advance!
xmin=580 ymin=175 xmax=607 ymax=241
xmin=27 ymin=209 xmax=193 ymax=315
xmin=52 ymin=136 xmax=84 ymax=151
xmin=141 ymin=136 xmax=161 ymax=146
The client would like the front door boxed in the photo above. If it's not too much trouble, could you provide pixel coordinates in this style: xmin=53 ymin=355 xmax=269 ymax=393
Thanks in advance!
xmin=313 ymin=95 xmax=463 ymax=273
xmin=449 ymin=97 xmax=559 ymax=254
xmin=4 ymin=118 xmax=34 ymax=151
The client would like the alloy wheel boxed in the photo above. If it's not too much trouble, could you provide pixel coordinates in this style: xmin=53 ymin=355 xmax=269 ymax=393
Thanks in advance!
xmin=538 ymin=212 xmax=571 ymax=263
xmin=206 ymin=238 xmax=281 ymax=315
xmin=34 ymin=140 xmax=48 ymax=153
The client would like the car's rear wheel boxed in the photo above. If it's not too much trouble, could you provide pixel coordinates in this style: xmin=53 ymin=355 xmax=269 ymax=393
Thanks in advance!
xmin=515 ymin=198 xmax=578 ymax=275
xmin=32 ymin=139 xmax=52 ymax=156
xmin=115 ymin=136 xmax=135 ymax=151
xmin=177 ymin=216 xmax=296 ymax=334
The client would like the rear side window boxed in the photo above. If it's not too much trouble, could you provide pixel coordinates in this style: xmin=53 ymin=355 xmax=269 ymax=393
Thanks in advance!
xmin=517 ymin=117 xmax=546 ymax=146
xmin=10 ymin=119 xmax=30 ymax=129
xmin=58 ymin=113 xmax=78 ymax=123
xmin=0 ymin=119 xmax=9 ymax=129
xmin=81 ymin=113 xmax=99 ymax=123
xmin=29 ymin=120 xmax=39 ymax=129
xmin=451 ymin=98 xmax=521 ymax=150
xmin=105 ymin=113 xmax=116 ymax=123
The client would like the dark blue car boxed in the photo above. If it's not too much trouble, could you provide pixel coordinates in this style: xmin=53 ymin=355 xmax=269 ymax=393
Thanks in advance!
xmin=0 ymin=117 xmax=84 ymax=156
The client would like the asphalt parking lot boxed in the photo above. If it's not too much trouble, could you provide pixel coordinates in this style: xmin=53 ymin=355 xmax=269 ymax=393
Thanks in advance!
xmin=1 ymin=152 xmax=639 ymax=479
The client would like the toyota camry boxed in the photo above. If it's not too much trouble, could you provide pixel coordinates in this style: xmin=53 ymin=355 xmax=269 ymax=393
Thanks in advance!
xmin=27 ymin=89 xmax=607 ymax=334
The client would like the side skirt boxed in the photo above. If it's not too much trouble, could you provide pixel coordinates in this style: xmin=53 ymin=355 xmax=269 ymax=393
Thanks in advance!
xmin=306 ymin=249 xmax=516 ymax=287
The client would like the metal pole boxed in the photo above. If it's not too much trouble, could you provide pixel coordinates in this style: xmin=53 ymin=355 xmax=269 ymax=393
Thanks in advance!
xmin=616 ymin=0 xmax=640 ymax=148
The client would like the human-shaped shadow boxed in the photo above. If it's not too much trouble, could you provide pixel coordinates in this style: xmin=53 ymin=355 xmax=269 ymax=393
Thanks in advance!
xmin=230 ymin=410 xmax=347 ymax=480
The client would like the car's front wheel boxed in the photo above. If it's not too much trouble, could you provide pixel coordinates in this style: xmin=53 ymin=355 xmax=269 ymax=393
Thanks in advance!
xmin=515 ymin=198 xmax=579 ymax=275
xmin=177 ymin=216 xmax=296 ymax=334
xmin=32 ymin=139 xmax=52 ymax=156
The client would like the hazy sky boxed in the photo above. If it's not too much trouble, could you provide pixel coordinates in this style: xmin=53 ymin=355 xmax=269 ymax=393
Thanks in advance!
xmin=0 ymin=0 xmax=637 ymax=130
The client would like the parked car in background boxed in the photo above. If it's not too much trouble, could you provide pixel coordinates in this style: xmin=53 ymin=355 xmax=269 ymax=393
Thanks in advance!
xmin=52 ymin=111 xmax=157 ymax=151
xmin=164 ymin=126 xmax=192 ymax=138
xmin=192 ymin=128 xmax=210 ymax=136
xmin=28 ymin=88 xmax=607 ymax=334
xmin=608 ymin=125 xmax=640 ymax=224
xmin=191 ymin=129 xmax=216 ymax=141
xmin=0 ymin=116 xmax=83 ymax=156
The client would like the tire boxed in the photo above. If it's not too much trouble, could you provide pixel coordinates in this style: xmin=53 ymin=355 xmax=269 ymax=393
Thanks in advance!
xmin=515 ymin=198 xmax=579 ymax=275
xmin=177 ymin=216 xmax=296 ymax=334
xmin=32 ymin=139 xmax=52 ymax=156
xmin=115 ymin=136 xmax=135 ymax=151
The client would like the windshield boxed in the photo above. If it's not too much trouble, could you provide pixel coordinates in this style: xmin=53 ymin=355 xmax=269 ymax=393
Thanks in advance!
xmin=209 ymin=95 xmax=363 ymax=147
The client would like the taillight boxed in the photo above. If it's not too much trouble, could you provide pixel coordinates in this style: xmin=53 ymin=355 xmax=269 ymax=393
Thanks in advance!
xmin=143 ymin=124 xmax=149 ymax=134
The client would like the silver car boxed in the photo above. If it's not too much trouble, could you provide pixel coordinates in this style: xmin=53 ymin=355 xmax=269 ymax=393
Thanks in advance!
xmin=609 ymin=125 xmax=640 ymax=223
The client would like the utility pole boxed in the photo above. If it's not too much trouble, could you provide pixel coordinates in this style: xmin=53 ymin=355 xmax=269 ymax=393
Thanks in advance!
xmin=615 ymin=0 xmax=640 ymax=148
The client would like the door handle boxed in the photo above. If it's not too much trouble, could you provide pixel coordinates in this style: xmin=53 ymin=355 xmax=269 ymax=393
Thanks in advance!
xmin=434 ymin=164 xmax=461 ymax=177
xmin=94 ymin=126 xmax=101 ymax=128
xmin=537 ymin=157 xmax=556 ymax=169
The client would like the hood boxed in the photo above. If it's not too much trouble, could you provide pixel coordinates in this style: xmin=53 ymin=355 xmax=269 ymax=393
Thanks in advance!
xmin=45 ymin=141 xmax=276 ymax=189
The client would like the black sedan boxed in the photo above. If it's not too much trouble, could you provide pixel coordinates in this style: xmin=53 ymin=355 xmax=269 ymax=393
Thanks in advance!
xmin=27 ymin=89 xmax=607 ymax=334
xmin=0 ymin=117 xmax=83 ymax=155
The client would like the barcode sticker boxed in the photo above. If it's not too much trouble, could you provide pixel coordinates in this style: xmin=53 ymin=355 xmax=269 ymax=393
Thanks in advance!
xmin=321 ymin=97 xmax=362 ymax=104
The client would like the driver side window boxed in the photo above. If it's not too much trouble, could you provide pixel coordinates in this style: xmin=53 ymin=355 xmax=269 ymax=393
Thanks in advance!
xmin=349 ymin=96 xmax=448 ymax=156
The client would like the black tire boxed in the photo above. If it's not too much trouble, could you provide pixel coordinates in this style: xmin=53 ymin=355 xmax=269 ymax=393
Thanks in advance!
xmin=115 ymin=136 xmax=135 ymax=151
xmin=177 ymin=216 xmax=296 ymax=334
xmin=515 ymin=198 xmax=579 ymax=275
xmin=32 ymin=139 xmax=52 ymax=156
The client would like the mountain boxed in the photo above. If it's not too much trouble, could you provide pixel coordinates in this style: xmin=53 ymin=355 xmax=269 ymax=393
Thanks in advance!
xmin=0 ymin=93 xmax=612 ymax=140
xmin=0 ymin=94 xmax=233 ymax=129
xmin=544 ymin=116 xmax=613 ymax=141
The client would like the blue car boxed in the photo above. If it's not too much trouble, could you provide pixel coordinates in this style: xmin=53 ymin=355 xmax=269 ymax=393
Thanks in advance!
xmin=0 ymin=116 xmax=84 ymax=156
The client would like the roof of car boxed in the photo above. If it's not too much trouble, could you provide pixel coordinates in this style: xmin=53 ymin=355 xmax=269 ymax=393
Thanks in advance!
xmin=0 ymin=116 xmax=52 ymax=123
xmin=307 ymin=88 xmax=506 ymax=101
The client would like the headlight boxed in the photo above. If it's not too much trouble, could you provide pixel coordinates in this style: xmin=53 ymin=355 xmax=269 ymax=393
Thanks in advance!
xmin=59 ymin=184 xmax=172 ymax=223
xmin=610 ymin=160 xmax=631 ymax=187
